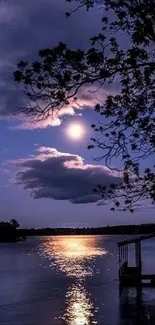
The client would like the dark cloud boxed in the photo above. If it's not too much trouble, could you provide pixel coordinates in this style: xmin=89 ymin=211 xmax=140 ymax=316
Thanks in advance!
xmin=0 ymin=0 xmax=103 ymax=127
xmin=12 ymin=147 xmax=121 ymax=204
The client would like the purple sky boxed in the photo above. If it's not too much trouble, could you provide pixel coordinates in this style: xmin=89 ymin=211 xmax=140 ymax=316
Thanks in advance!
xmin=0 ymin=0 xmax=154 ymax=228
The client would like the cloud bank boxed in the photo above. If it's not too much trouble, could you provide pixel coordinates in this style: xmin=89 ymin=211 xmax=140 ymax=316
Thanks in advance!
xmin=0 ymin=0 xmax=104 ymax=129
xmin=12 ymin=147 xmax=121 ymax=204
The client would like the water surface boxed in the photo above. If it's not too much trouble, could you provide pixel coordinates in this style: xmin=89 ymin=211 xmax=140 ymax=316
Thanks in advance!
xmin=0 ymin=235 xmax=155 ymax=324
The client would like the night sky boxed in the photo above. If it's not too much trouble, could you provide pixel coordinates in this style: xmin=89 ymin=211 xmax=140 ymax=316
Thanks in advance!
xmin=0 ymin=0 xmax=154 ymax=228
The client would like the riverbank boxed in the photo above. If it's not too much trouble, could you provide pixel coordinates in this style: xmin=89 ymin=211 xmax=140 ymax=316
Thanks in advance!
xmin=18 ymin=223 xmax=155 ymax=237
xmin=2 ymin=222 xmax=155 ymax=243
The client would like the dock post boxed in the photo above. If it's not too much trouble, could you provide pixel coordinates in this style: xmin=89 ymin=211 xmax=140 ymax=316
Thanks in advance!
xmin=126 ymin=244 xmax=128 ymax=266
xmin=135 ymin=241 xmax=142 ymax=284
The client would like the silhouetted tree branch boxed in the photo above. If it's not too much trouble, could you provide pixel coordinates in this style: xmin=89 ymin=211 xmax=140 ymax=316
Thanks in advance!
xmin=14 ymin=0 xmax=155 ymax=211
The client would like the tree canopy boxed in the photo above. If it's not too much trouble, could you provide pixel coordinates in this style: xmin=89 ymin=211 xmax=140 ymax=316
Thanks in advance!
xmin=14 ymin=0 xmax=155 ymax=211
xmin=10 ymin=218 xmax=20 ymax=229
xmin=0 ymin=219 xmax=20 ymax=242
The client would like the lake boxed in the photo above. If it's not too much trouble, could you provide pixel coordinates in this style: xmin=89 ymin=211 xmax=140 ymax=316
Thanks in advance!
xmin=0 ymin=235 xmax=155 ymax=325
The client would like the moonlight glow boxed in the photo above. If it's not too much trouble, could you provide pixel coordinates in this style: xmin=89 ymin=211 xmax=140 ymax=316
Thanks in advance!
xmin=67 ymin=123 xmax=85 ymax=140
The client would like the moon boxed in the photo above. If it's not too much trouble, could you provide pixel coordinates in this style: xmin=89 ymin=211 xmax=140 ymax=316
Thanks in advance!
xmin=67 ymin=123 xmax=85 ymax=140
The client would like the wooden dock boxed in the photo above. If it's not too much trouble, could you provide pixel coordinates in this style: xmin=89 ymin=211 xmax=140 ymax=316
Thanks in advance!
xmin=117 ymin=234 xmax=155 ymax=287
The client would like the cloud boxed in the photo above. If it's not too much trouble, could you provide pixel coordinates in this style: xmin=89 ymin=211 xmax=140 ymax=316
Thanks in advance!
xmin=0 ymin=0 xmax=104 ymax=129
xmin=11 ymin=147 xmax=121 ymax=204
xmin=0 ymin=168 xmax=10 ymax=174
xmin=97 ymin=200 xmax=110 ymax=206
xmin=10 ymin=86 xmax=108 ymax=130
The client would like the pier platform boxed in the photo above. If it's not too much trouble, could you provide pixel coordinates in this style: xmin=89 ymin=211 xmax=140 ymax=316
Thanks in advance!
xmin=118 ymin=234 xmax=155 ymax=287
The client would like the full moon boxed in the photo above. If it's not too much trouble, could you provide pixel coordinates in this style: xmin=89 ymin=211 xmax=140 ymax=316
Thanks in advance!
xmin=67 ymin=123 xmax=84 ymax=140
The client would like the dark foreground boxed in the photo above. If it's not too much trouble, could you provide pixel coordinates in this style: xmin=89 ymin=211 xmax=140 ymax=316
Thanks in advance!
xmin=0 ymin=235 xmax=155 ymax=325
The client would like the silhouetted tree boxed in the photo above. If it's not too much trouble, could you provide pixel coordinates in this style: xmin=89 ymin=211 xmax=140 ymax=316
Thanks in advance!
xmin=14 ymin=0 xmax=155 ymax=211
xmin=0 ymin=221 xmax=17 ymax=242
xmin=10 ymin=218 xmax=20 ymax=229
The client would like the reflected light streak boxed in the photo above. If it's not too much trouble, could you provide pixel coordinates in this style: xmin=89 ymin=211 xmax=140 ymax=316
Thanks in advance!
xmin=40 ymin=236 xmax=108 ymax=324
xmin=64 ymin=283 xmax=97 ymax=325
xmin=40 ymin=235 xmax=107 ymax=277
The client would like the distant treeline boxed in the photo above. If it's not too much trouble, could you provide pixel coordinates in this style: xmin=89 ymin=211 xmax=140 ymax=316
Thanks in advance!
xmin=1 ymin=221 xmax=155 ymax=242
xmin=19 ymin=223 xmax=155 ymax=237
